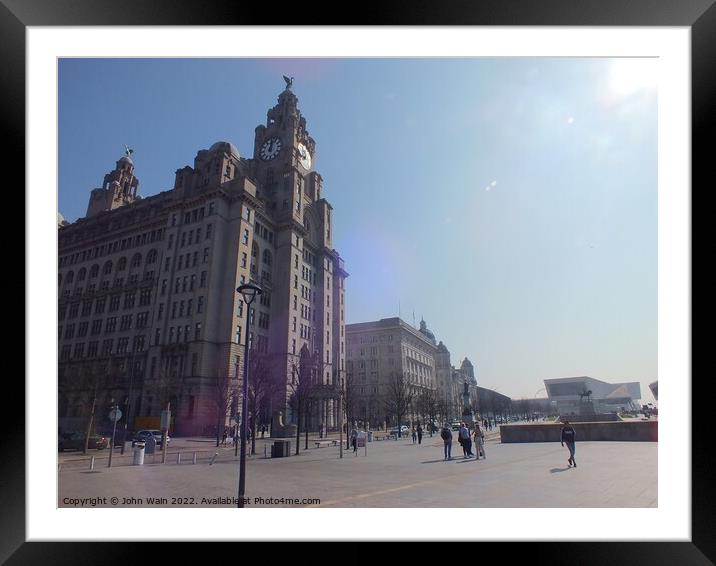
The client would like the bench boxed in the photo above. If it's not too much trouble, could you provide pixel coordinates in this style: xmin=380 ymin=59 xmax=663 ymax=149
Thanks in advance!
xmin=314 ymin=440 xmax=338 ymax=448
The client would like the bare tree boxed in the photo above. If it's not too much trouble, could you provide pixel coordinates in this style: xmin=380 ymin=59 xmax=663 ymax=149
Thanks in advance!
xmin=146 ymin=356 xmax=184 ymax=450
xmin=288 ymin=345 xmax=317 ymax=455
xmin=416 ymin=388 xmax=438 ymax=436
xmin=212 ymin=366 xmax=237 ymax=448
xmin=342 ymin=373 xmax=359 ymax=448
xmin=382 ymin=372 xmax=413 ymax=438
xmin=247 ymin=353 xmax=278 ymax=455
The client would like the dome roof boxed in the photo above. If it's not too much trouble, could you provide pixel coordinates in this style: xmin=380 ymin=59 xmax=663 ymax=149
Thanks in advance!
xmin=209 ymin=141 xmax=240 ymax=159
xmin=437 ymin=341 xmax=449 ymax=354
xmin=118 ymin=155 xmax=133 ymax=165
xmin=461 ymin=358 xmax=473 ymax=368
xmin=418 ymin=318 xmax=436 ymax=342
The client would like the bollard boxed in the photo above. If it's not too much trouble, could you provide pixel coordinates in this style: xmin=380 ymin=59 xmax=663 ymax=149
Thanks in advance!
xmin=192 ymin=452 xmax=197 ymax=465
xmin=209 ymin=452 xmax=218 ymax=465
xmin=177 ymin=453 xmax=181 ymax=465
xmin=264 ymin=445 xmax=267 ymax=459
xmin=90 ymin=456 xmax=95 ymax=470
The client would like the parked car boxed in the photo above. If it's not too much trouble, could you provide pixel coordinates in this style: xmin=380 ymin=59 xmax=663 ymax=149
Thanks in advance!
xmin=451 ymin=422 xmax=462 ymax=431
xmin=389 ymin=425 xmax=410 ymax=436
xmin=58 ymin=432 xmax=109 ymax=452
xmin=134 ymin=430 xmax=171 ymax=448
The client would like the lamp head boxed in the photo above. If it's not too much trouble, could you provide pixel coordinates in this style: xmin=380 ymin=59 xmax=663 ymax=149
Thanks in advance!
xmin=237 ymin=282 xmax=262 ymax=305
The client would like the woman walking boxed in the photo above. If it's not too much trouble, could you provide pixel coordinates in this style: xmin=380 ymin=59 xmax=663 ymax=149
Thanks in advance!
xmin=474 ymin=422 xmax=486 ymax=459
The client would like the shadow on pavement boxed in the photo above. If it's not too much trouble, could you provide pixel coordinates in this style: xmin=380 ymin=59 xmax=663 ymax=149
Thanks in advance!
xmin=549 ymin=467 xmax=572 ymax=473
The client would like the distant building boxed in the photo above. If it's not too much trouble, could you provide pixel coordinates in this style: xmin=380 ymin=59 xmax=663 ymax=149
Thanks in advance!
xmin=649 ymin=380 xmax=658 ymax=401
xmin=475 ymin=386 xmax=512 ymax=417
xmin=345 ymin=317 xmax=478 ymax=426
xmin=544 ymin=376 xmax=641 ymax=416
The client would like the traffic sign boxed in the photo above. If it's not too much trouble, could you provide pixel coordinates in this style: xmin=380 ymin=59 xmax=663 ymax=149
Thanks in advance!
xmin=109 ymin=408 xmax=122 ymax=422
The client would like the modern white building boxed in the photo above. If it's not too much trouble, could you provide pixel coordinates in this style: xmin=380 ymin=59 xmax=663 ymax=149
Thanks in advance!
xmin=544 ymin=376 xmax=641 ymax=416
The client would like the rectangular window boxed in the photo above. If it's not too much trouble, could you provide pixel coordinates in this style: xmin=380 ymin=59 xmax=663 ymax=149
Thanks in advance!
xmin=154 ymin=328 xmax=161 ymax=346
xmin=73 ymin=343 xmax=85 ymax=358
xmin=197 ymin=296 xmax=204 ymax=313
xmin=200 ymin=271 xmax=207 ymax=287
xmin=81 ymin=300 xmax=93 ymax=317
xmin=136 ymin=312 xmax=149 ymax=328
xmin=91 ymin=320 xmax=102 ymax=335
xmin=194 ymin=322 xmax=201 ymax=340
xmin=235 ymin=325 xmax=242 ymax=344
xmin=206 ymin=224 xmax=212 ymax=239
xmin=203 ymin=248 xmax=209 ymax=263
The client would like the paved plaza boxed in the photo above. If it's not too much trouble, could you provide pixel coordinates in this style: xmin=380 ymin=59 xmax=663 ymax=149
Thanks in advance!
xmin=58 ymin=432 xmax=657 ymax=508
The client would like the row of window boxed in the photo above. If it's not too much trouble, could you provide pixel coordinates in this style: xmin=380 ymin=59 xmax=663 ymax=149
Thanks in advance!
xmin=254 ymin=221 xmax=274 ymax=244
xmin=60 ymin=311 xmax=152 ymax=339
xmin=59 ymin=335 xmax=146 ymax=360
xmin=160 ymin=272 xmax=207 ymax=295
xmin=59 ymin=228 xmax=165 ymax=268
xmin=60 ymin=251 xmax=159 ymax=288
xmin=59 ymin=289 xmax=153 ymax=321
xmin=167 ymin=223 xmax=213 ymax=250
xmin=61 ymin=271 xmax=156 ymax=298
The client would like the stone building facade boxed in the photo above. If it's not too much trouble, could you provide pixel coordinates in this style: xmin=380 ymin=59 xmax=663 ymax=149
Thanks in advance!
xmin=344 ymin=318 xmax=437 ymax=428
xmin=58 ymin=81 xmax=347 ymax=436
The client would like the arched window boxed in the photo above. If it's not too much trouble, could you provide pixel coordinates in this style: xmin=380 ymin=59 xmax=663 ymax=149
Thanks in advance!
xmin=117 ymin=257 xmax=127 ymax=271
xmin=103 ymin=261 xmax=113 ymax=275
xmin=262 ymin=249 xmax=272 ymax=266
xmin=146 ymin=249 xmax=157 ymax=264
xmin=251 ymin=241 xmax=258 ymax=259
xmin=131 ymin=253 xmax=142 ymax=268
xmin=77 ymin=267 xmax=87 ymax=281
xmin=66 ymin=271 xmax=74 ymax=284
xmin=89 ymin=264 xmax=99 ymax=278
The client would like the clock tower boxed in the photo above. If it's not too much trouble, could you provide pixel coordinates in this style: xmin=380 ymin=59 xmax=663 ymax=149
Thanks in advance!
xmin=248 ymin=79 xmax=347 ymax=432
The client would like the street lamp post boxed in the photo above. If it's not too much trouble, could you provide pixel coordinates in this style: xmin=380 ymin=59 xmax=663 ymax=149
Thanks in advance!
xmin=236 ymin=283 xmax=262 ymax=509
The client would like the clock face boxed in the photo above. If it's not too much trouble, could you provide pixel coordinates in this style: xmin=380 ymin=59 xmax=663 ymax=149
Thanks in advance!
xmin=260 ymin=137 xmax=282 ymax=161
xmin=297 ymin=143 xmax=312 ymax=170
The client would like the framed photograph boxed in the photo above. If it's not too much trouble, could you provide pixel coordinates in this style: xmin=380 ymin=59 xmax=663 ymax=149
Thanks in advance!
xmin=11 ymin=0 xmax=711 ymax=561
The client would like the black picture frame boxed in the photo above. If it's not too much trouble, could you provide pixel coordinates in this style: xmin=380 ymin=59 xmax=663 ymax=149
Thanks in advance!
xmin=8 ymin=0 xmax=712 ymax=562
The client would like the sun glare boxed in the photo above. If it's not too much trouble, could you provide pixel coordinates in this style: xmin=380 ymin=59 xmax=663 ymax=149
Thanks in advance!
xmin=608 ymin=58 xmax=658 ymax=98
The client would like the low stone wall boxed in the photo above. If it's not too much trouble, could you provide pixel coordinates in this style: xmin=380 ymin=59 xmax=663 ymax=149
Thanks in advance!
xmin=499 ymin=420 xmax=657 ymax=443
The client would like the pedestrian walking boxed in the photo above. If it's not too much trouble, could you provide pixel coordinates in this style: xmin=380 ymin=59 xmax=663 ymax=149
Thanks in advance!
xmin=222 ymin=427 xmax=228 ymax=446
xmin=560 ymin=420 xmax=577 ymax=467
xmin=459 ymin=423 xmax=473 ymax=458
xmin=440 ymin=423 xmax=453 ymax=461
xmin=417 ymin=424 xmax=423 ymax=445
xmin=411 ymin=427 xmax=417 ymax=444
xmin=350 ymin=427 xmax=358 ymax=454
xmin=474 ymin=423 xmax=486 ymax=459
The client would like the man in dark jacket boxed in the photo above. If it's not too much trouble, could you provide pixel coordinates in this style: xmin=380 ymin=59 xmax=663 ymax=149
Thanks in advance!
xmin=560 ymin=420 xmax=577 ymax=467
xmin=440 ymin=423 xmax=453 ymax=461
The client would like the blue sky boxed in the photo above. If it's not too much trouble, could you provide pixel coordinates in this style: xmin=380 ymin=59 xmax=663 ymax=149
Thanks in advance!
xmin=58 ymin=58 xmax=657 ymax=402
